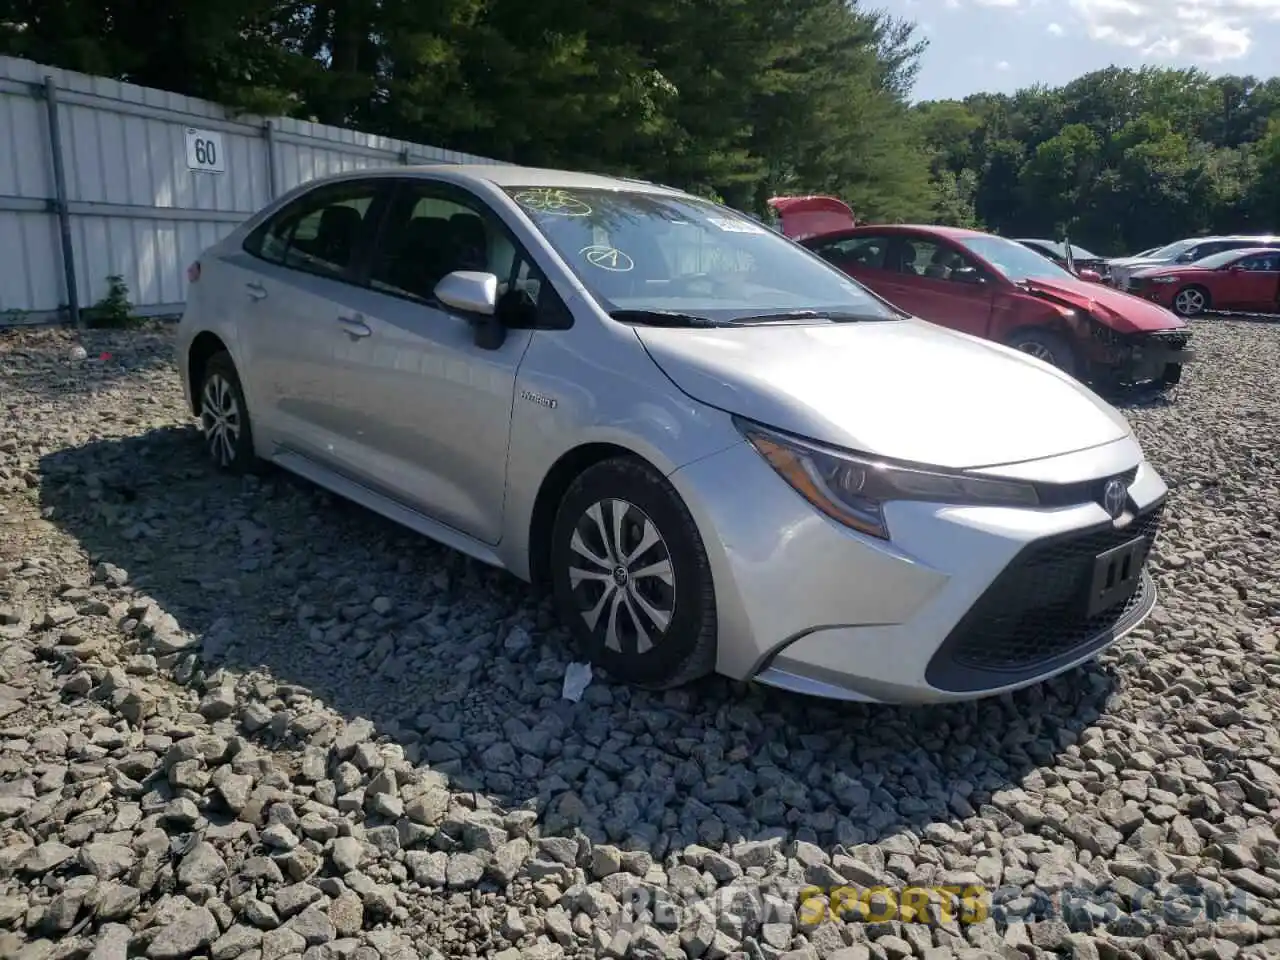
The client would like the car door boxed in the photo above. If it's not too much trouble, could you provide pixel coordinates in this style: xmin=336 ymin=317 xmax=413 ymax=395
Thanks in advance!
xmin=318 ymin=178 xmax=548 ymax=545
xmin=1229 ymin=252 xmax=1280 ymax=311
xmin=881 ymin=234 xmax=995 ymax=337
xmin=228 ymin=178 xmax=389 ymax=460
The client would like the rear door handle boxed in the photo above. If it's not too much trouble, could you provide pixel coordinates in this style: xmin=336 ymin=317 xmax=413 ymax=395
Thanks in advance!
xmin=245 ymin=281 xmax=267 ymax=301
xmin=337 ymin=314 xmax=371 ymax=339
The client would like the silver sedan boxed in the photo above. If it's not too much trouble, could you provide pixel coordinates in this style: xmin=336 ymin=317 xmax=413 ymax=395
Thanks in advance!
xmin=177 ymin=164 xmax=1168 ymax=703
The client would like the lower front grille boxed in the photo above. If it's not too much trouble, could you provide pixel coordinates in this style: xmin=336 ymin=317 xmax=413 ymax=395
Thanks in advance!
xmin=1144 ymin=330 xmax=1191 ymax=351
xmin=925 ymin=502 xmax=1164 ymax=693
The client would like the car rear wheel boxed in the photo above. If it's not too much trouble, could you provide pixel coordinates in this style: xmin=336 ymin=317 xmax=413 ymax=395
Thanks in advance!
xmin=197 ymin=351 xmax=259 ymax=474
xmin=1172 ymin=285 xmax=1210 ymax=318
xmin=1006 ymin=329 xmax=1078 ymax=377
xmin=549 ymin=456 xmax=717 ymax=689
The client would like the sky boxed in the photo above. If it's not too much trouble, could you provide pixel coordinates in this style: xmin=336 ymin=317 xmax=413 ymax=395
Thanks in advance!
xmin=906 ymin=0 xmax=1280 ymax=101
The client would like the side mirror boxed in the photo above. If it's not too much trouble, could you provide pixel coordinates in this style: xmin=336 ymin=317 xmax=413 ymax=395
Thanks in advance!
xmin=434 ymin=270 xmax=506 ymax=350
xmin=1227 ymin=264 xmax=1244 ymax=273
xmin=1175 ymin=252 xmax=1195 ymax=263
xmin=1077 ymin=268 xmax=1103 ymax=283
xmin=951 ymin=266 xmax=984 ymax=284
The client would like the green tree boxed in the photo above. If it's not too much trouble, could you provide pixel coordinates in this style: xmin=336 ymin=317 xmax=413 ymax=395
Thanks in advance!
xmin=1244 ymin=118 xmax=1280 ymax=230
xmin=1018 ymin=123 xmax=1101 ymax=237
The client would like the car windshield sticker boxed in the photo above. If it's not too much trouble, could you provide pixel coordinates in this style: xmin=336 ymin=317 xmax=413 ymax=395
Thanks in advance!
xmin=513 ymin=189 xmax=593 ymax=217
xmin=580 ymin=245 xmax=634 ymax=272
xmin=708 ymin=216 xmax=767 ymax=234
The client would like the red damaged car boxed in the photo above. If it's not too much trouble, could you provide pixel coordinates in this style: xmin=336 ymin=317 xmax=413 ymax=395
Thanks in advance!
xmin=768 ymin=196 xmax=1195 ymax=389
xmin=1127 ymin=246 xmax=1280 ymax=318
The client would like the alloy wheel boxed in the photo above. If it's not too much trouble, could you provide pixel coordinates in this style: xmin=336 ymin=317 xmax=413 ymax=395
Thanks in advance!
xmin=200 ymin=373 xmax=242 ymax=467
xmin=567 ymin=498 xmax=676 ymax=656
xmin=1174 ymin=288 xmax=1205 ymax=316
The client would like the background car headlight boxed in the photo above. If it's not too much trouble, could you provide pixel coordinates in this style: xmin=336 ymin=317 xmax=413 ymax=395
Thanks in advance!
xmin=736 ymin=419 xmax=1039 ymax=540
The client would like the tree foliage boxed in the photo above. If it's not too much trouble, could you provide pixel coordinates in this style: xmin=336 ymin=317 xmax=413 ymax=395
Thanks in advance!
xmin=912 ymin=66 xmax=1280 ymax=252
xmin=0 ymin=0 xmax=936 ymax=221
xmin=1 ymin=6 xmax=1277 ymax=243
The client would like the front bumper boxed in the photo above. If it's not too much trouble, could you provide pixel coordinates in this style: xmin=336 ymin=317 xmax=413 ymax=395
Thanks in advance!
xmin=1084 ymin=326 xmax=1195 ymax=387
xmin=668 ymin=437 xmax=1168 ymax=705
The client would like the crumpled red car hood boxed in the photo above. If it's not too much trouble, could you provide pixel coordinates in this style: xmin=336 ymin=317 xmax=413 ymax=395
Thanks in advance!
xmin=1019 ymin=276 xmax=1186 ymax=334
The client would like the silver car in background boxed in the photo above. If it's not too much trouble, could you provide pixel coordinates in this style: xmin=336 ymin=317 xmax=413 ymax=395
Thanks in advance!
xmin=1108 ymin=235 xmax=1280 ymax=290
xmin=177 ymin=165 xmax=1169 ymax=704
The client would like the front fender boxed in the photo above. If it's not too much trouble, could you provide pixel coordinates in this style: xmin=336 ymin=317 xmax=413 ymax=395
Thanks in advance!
xmin=496 ymin=326 xmax=741 ymax=580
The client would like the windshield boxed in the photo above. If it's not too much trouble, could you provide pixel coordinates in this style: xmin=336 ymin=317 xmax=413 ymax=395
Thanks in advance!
xmin=1063 ymin=242 xmax=1101 ymax=260
xmin=505 ymin=186 xmax=898 ymax=323
xmin=956 ymin=235 xmax=1076 ymax=283
xmin=1146 ymin=239 xmax=1198 ymax=260
xmin=1188 ymin=249 xmax=1253 ymax=269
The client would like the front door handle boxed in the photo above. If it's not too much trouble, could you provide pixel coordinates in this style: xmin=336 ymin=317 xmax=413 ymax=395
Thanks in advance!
xmin=337 ymin=314 xmax=371 ymax=339
xmin=245 ymin=281 xmax=267 ymax=301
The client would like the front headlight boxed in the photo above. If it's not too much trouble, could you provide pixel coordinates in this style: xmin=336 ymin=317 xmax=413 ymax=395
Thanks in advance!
xmin=736 ymin=419 xmax=1040 ymax=540
xmin=1151 ymin=276 xmax=1178 ymax=284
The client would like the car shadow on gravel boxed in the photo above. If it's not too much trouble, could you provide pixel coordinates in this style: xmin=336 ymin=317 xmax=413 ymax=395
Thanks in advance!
xmin=36 ymin=425 xmax=1122 ymax=856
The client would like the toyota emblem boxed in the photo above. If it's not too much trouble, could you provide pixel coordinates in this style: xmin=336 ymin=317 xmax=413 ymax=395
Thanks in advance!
xmin=1102 ymin=478 xmax=1127 ymax=518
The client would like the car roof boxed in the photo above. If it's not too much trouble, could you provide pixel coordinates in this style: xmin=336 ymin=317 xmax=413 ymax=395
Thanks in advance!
xmin=886 ymin=224 xmax=990 ymax=239
xmin=1145 ymin=246 xmax=1280 ymax=269
xmin=806 ymin=224 xmax=992 ymax=242
xmin=1182 ymin=235 xmax=1280 ymax=244
xmin=1212 ymin=246 xmax=1280 ymax=258
xmin=299 ymin=163 xmax=689 ymax=197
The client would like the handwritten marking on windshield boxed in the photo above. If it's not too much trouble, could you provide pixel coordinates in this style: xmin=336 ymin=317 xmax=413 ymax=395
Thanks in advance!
xmin=513 ymin=189 xmax=593 ymax=217
xmin=580 ymin=245 xmax=634 ymax=272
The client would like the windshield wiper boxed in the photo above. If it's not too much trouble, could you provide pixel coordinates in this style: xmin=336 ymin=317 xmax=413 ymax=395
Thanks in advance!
xmin=609 ymin=309 xmax=727 ymax=328
xmin=729 ymin=309 xmax=896 ymax=324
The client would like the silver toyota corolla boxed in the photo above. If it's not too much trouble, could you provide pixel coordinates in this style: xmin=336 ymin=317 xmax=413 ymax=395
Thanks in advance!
xmin=176 ymin=164 xmax=1169 ymax=704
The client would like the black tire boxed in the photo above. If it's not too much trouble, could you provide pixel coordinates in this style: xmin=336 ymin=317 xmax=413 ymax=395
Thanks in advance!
xmin=1172 ymin=285 xmax=1210 ymax=318
xmin=549 ymin=456 xmax=717 ymax=689
xmin=1006 ymin=328 xmax=1078 ymax=377
xmin=195 ymin=351 xmax=260 ymax=474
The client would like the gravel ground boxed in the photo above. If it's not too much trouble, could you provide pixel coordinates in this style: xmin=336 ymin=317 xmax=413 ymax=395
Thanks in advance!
xmin=1 ymin=319 xmax=1279 ymax=960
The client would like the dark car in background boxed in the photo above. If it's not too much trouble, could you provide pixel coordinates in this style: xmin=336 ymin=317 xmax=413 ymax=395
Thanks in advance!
xmin=1016 ymin=239 xmax=1110 ymax=283
xmin=767 ymin=196 xmax=1195 ymax=390
xmin=1128 ymin=247 xmax=1280 ymax=317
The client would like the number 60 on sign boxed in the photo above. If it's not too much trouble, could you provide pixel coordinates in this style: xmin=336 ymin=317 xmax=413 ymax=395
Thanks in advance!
xmin=185 ymin=127 xmax=226 ymax=174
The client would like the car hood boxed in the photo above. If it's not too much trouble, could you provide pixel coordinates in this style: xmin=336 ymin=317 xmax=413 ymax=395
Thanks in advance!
xmin=635 ymin=319 xmax=1132 ymax=469
xmin=1016 ymin=276 xmax=1183 ymax=333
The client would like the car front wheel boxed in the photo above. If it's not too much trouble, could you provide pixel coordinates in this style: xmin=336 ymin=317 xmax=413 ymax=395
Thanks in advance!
xmin=1172 ymin=285 xmax=1210 ymax=317
xmin=197 ymin=351 xmax=259 ymax=474
xmin=549 ymin=456 xmax=717 ymax=689
xmin=1006 ymin=329 xmax=1078 ymax=377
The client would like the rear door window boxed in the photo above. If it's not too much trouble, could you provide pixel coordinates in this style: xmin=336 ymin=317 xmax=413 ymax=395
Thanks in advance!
xmin=809 ymin=235 xmax=891 ymax=269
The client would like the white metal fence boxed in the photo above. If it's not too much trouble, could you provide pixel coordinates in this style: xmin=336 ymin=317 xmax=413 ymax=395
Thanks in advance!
xmin=0 ymin=55 xmax=506 ymax=326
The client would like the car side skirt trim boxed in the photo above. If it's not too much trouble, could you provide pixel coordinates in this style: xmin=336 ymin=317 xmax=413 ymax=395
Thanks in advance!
xmin=271 ymin=447 xmax=509 ymax=573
